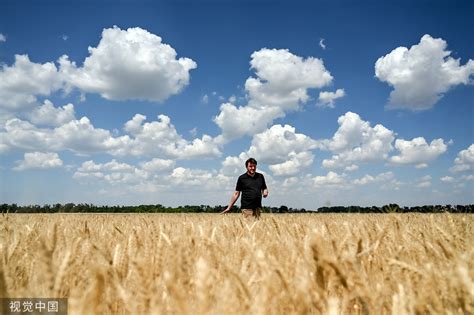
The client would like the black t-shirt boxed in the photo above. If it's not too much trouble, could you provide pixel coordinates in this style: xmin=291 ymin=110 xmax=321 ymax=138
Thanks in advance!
xmin=236 ymin=172 xmax=267 ymax=209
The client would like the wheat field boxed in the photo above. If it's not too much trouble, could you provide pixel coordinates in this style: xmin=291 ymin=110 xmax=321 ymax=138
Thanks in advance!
xmin=0 ymin=213 xmax=473 ymax=314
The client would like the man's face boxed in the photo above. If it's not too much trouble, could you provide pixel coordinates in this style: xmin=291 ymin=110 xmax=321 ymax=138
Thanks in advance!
xmin=246 ymin=163 xmax=257 ymax=176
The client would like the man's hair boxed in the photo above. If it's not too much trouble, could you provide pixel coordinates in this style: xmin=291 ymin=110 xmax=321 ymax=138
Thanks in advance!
xmin=245 ymin=158 xmax=257 ymax=167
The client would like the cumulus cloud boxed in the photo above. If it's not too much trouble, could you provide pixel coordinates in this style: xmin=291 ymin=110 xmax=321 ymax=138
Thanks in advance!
xmin=0 ymin=55 xmax=63 ymax=111
xmin=317 ymin=89 xmax=345 ymax=108
xmin=167 ymin=166 xmax=233 ymax=190
xmin=220 ymin=153 xmax=249 ymax=177
xmin=319 ymin=112 xmax=395 ymax=168
xmin=59 ymin=26 xmax=196 ymax=102
xmin=140 ymin=158 xmax=175 ymax=173
xmin=269 ymin=151 xmax=314 ymax=176
xmin=169 ymin=167 xmax=214 ymax=186
xmin=0 ymin=34 xmax=6 ymax=42
xmin=214 ymin=48 xmax=333 ymax=142
xmin=13 ymin=152 xmax=63 ymax=171
xmin=214 ymin=104 xmax=284 ymax=143
xmin=353 ymin=172 xmax=394 ymax=185
xmin=1 ymin=26 xmax=195 ymax=116
xmin=246 ymin=124 xmax=317 ymax=176
xmin=415 ymin=175 xmax=432 ymax=188
xmin=1 ymin=116 xmax=127 ymax=155
xmin=440 ymin=176 xmax=455 ymax=183
xmin=55 ymin=117 xmax=129 ymax=154
xmin=26 ymin=100 xmax=75 ymax=126
xmin=118 ymin=114 xmax=221 ymax=159
xmin=450 ymin=144 xmax=474 ymax=173
xmin=375 ymin=34 xmax=474 ymax=110
xmin=74 ymin=158 xmax=233 ymax=192
xmin=312 ymin=171 xmax=347 ymax=188
xmin=345 ymin=164 xmax=359 ymax=172
xmin=2 ymin=119 xmax=59 ymax=152
xmin=461 ymin=174 xmax=474 ymax=182
xmin=389 ymin=137 xmax=448 ymax=168
xmin=1 ymin=112 xmax=220 ymax=159
xmin=73 ymin=159 xmax=148 ymax=185
xmin=222 ymin=124 xmax=318 ymax=177
xmin=250 ymin=48 xmax=332 ymax=90
xmin=247 ymin=124 xmax=318 ymax=163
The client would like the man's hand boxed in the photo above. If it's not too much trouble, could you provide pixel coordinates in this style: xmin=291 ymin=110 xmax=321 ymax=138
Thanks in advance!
xmin=220 ymin=207 xmax=231 ymax=215
xmin=263 ymin=189 xmax=269 ymax=198
xmin=221 ymin=191 xmax=240 ymax=215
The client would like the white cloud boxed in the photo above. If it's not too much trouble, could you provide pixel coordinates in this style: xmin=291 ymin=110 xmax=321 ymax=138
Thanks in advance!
xmin=1 ymin=112 xmax=220 ymax=160
xmin=221 ymin=124 xmax=318 ymax=177
xmin=78 ymin=159 xmax=135 ymax=172
xmin=416 ymin=181 xmax=431 ymax=188
xmin=269 ymin=151 xmax=314 ymax=177
xmin=123 ymin=113 xmax=147 ymax=135
xmin=220 ymin=153 xmax=250 ymax=177
xmin=247 ymin=124 xmax=318 ymax=164
xmin=389 ymin=137 xmax=448 ymax=167
xmin=55 ymin=117 xmax=128 ymax=154
xmin=2 ymin=27 xmax=195 ymax=117
xmin=59 ymin=26 xmax=197 ymax=102
xmin=415 ymin=175 xmax=432 ymax=188
xmin=450 ymin=144 xmax=474 ymax=173
xmin=166 ymin=166 xmax=234 ymax=192
xmin=344 ymin=164 xmax=359 ymax=172
xmin=13 ymin=152 xmax=63 ymax=171
xmin=214 ymin=104 xmax=283 ymax=143
xmin=317 ymin=89 xmax=345 ymax=108
xmin=140 ymin=158 xmax=175 ymax=173
xmin=353 ymin=172 xmax=394 ymax=185
xmin=0 ymin=34 xmax=6 ymax=42
xmin=214 ymin=48 xmax=333 ymax=142
xmin=73 ymin=159 xmax=148 ymax=185
xmin=375 ymin=34 xmax=474 ymax=110
xmin=0 ymin=55 xmax=63 ymax=110
xmin=189 ymin=127 xmax=198 ymax=138
xmin=440 ymin=176 xmax=455 ymax=183
xmin=312 ymin=171 xmax=347 ymax=188
xmin=415 ymin=163 xmax=428 ymax=169
xmin=169 ymin=167 xmax=213 ymax=186
xmin=249 ymin=48 xmax=332 ymax=91
xmin=243 ymin=124 xmax=317 ymax=176
xmin=320 ymin=112 xmax=395 ymax=168
xmin=2 ymin=117 xmax=127 ymax=155
xmin=118 ymin=114 xmax=221 ymax=159
xmin=2 ymin=119 xmax=58 ymax=151
xmin=0 ymin=134 xmax=10 ymax=154
xmin=461 ymin=174 xmax=474 ymax=182
xmin=201 ymin=94 xmax=209 ymax=104
xmin=26 ymin=100 xmax=75 ymax=127
xmin=319 ymin=38 xmax=326 ymax=50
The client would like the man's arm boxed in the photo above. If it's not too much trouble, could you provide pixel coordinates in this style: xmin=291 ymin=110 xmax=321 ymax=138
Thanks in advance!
xmin=220 ymin=191 xmax=241 ymax=214
xmin=262 ymin=174 xmax=268 ymax=198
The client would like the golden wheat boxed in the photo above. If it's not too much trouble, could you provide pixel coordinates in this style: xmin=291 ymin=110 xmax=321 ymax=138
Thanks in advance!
xmin=0 ymin=213 xmax=473 ymax=314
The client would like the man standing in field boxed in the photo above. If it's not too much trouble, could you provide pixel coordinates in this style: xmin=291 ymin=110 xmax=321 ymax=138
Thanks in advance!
xmin=221 ymin=158 xmax=268 ymax=218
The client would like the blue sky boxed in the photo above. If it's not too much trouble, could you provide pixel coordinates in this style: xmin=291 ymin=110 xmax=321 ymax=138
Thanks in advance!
xmin=0 ymin=0 xmax=473 ymax=208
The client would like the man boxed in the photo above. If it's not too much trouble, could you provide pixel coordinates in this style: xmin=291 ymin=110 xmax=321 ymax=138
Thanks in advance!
xmin=221 ymin=158 xmax=268 ymax=218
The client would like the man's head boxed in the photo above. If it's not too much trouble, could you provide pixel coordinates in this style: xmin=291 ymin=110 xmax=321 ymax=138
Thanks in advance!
xmin=245 ymin=158 xmax=257 ymax=176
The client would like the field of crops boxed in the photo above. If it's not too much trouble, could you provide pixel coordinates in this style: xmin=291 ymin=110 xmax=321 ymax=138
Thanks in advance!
xmin=1 ymin=213 xmax=473 ymax=314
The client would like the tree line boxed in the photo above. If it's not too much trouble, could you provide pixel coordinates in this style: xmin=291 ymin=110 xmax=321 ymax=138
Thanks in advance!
xmin=0 ymin=203 xmax=473 ymax=213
